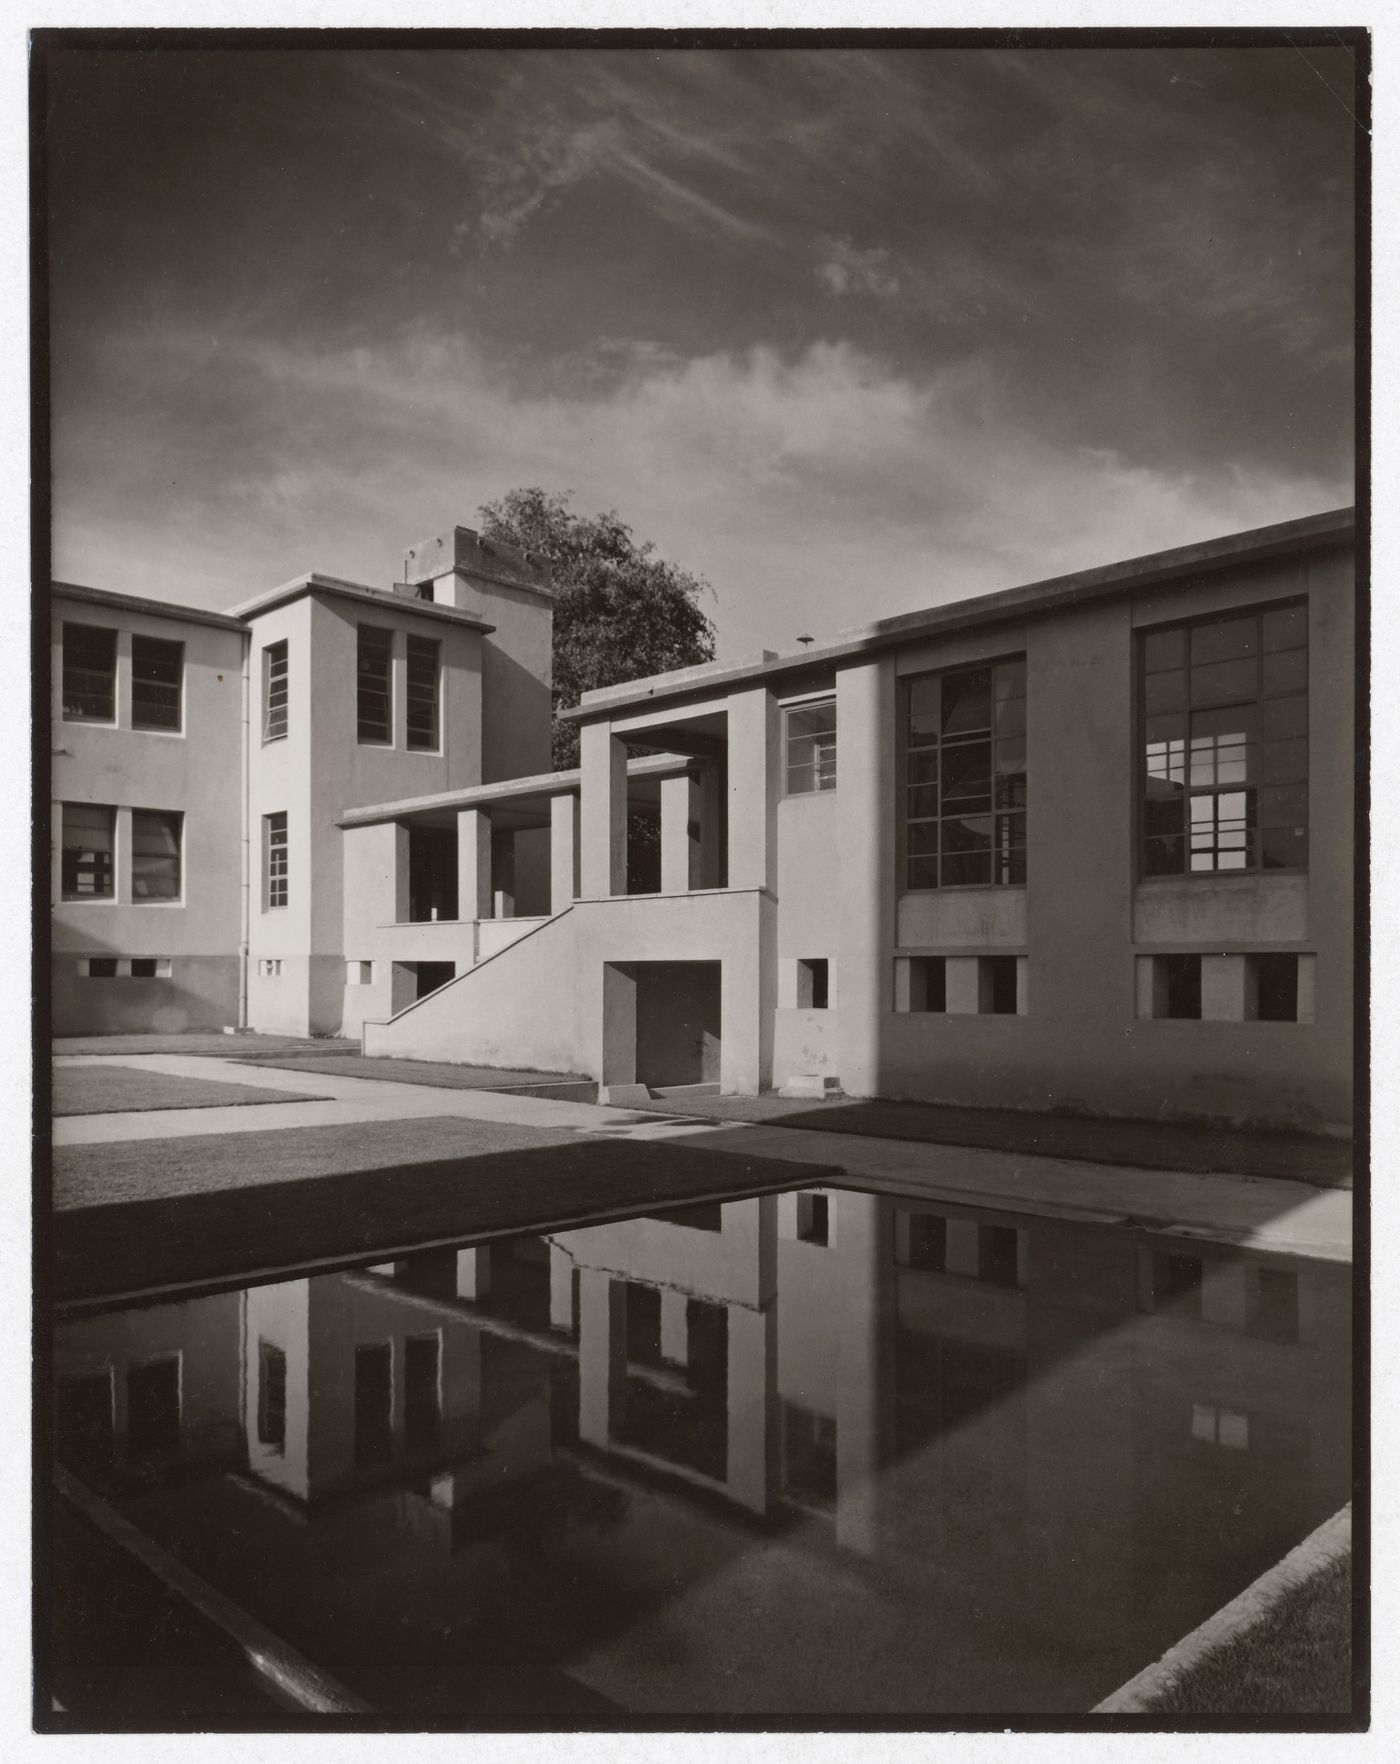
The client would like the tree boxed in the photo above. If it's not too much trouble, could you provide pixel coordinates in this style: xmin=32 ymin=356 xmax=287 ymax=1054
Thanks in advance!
xmin=477 ymin=487 xmax=718 ymax=770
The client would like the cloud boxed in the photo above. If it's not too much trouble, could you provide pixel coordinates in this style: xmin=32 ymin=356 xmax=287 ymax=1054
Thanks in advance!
xmin=52 ymin=321 xmax=1351 ymax=662
xmin=816 ymin=238 xmax=902 ymax=301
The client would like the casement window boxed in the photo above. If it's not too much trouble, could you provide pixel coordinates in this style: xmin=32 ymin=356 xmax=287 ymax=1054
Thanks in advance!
xmin=61 ymin=803 xmax=116 ymax=900
xmin=784 ymin=700 xmax=837 ymax=794
xmin=264 ymin=812 xmax=288 ymax=909
xmin=131 ymin=810 xmax=182 ymax=900
xmin=357 ymin=626 xmax=393 ymax=743
xmin=131 ymin=635 xmax=183 ymax=731
xmin=62 ymin=623 xmax=117 ymax=722
xmin=1141 ymin=601 xmax=1308 ymax=876
xmin=904 ymin=657 xmax=1026 ymax=889
xmin=406 ymin=635 xmax=441 ymax=751
xmin=263 ymin=641 xmax=289 ymax=741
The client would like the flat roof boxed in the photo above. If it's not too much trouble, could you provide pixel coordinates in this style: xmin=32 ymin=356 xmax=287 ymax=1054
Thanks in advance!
xmin=562 ymin=506 xmax=1355 ymax=724
xmin=338 ymin=752 xmax=693 ymax=828
xmin=50 ymin=581 xmax=248 ymax=633
xmin=226 ymin=572 xmax=495 ymax=633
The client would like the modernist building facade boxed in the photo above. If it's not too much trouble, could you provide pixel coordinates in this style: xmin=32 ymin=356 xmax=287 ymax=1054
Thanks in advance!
xmin=50 ymin=507 xmax=1356 ymax=1131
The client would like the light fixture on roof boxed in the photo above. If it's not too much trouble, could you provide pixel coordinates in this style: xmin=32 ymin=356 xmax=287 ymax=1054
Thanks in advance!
xmin=796 ymin=633 xmax=814 ymax=647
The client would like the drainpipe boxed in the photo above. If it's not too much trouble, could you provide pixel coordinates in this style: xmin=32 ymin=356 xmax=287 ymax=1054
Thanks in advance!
xmin=238 ymin=630 xmax=251 ymax=1029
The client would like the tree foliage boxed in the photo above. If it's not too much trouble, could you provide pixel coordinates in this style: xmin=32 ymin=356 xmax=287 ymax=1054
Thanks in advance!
xmin=477 ymin=487 xmax=717 ymax=769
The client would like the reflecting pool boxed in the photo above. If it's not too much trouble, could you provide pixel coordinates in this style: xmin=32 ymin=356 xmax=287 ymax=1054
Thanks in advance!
xmin=51 ymin=1186 xmax=1351 ymax=1717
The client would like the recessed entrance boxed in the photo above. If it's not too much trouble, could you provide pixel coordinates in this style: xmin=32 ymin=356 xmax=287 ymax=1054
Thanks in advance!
xmin=603 ymin=960 xmax=722 ymax=1090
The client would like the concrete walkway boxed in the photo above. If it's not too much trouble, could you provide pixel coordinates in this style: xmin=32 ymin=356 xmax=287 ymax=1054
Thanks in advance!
xmin=51 ymin=1053 xmax=1352 ymax=1263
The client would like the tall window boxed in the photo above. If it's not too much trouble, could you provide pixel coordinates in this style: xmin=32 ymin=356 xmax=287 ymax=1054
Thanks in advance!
xmin=131 ymin=635 xmax=183 ymax=731
xmin=904 ymin=657 xmax=1026 ymax=889
xmin=61 ymin=802 xmax=115 ymax=899
xmin=62 ymin=623 xmax=116 ymax=722
xmin=263 ymin=641 xmax=288 ymax=741
xmin=357 ymin=626 xmax=393 ymax=743
xmin=1141 ymin=601 xmax=1307 ymax=876
xmin=784 ymin=700 xmax=837 ymax=794
xmin=264 ymin=811 xmax=288 ymax=908
xmin=131 ymin=810 xmax=182 ymax=900
xmin=406 ymin=635 xmax=440 ymax=751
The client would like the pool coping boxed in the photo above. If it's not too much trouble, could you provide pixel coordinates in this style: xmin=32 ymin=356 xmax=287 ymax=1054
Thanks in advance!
xmin=1091 ymin=1502 xmax=1353 ymax=1714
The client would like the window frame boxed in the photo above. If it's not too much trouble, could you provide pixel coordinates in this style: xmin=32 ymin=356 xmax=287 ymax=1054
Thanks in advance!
xmin=357 ymin=624 xmax=394 ymax=745
xmin=61 ymin=622 xmax=118 ymax=725
xmin=60 ymin=801 xmax=117 ymax=902
xmin=783 ymin=696 xmax=837 ymax=796
xmin=263 ymin=641 xmax=289 ymax=743
xmin=129 ymin=808 xmax=183 ymax=904
xmin=405 ymin=633 xmax=441 ymax=752
xmin=1137 ymin=599 xmax=1308 ymax=881
xmin=901 ymin=654 xmax=1027 ymax=893
xmin=130 ymin=633 xmax=185 ymax=733
xmin=264 ymin=811 xmax=289 ymax=910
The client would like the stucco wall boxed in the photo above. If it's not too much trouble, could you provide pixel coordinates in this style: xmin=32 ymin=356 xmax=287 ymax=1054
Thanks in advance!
xmin=51 ymin=597 xmax=246 ymax=1034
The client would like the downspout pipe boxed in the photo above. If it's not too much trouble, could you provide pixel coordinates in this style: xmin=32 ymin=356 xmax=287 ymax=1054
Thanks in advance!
xmin=238 ymin=630 xmax=250 ymax=1029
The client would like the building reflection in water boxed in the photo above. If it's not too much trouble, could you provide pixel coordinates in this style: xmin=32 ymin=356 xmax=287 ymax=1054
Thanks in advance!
xmin=52 ymin=1187 xmax=1350 ymax=1715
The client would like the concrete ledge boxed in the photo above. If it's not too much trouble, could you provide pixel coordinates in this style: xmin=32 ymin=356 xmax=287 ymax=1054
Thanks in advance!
xmin=600 ymin=1082 xmax=652 ymax=1106
xmin=1092 ymin=1503 xmax=1352 ymax=1714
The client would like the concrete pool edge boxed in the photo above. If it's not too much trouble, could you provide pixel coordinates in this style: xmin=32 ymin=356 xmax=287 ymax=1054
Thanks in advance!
xmin=1091 ymin=1502 xmax=1353 ymax=1714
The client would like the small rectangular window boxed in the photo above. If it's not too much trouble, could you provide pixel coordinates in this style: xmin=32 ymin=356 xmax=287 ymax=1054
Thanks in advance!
xmin=900 ymin=1212 xmax=947 ymax=1271
xmin=62 ymin=623 xmax=117 ymax=722
xmin=1252 ymin=953 xmax=1300 ymax=1022
xmin=796 ymin=1192 xmax=830 ymax=1245
xmin=785 ymin=700 xmax=837 ymax=794
xmin=406 ymin=635 xmax=440 ymax=751
xmin=346 ymin=959 xmax=374 ymax=985
xmin=257 ymin=1342 xmax=287 ymax=1450
xmin=84 ymin=957 xmax=117 ymax=978
xmin=899 ymin=955 xmax=947 ymax=1012
xmin=265 ymin=812 xmax=288 ymax=909
xmin=130 ymin=958 xmax=156 ymax=978
xmin=131 ymin=635 xmax=183 ymax=731
xmin=61 ymin=802 xmax=115 ymax=900
xmin=983 ymin=955 xmax=1019 ymax=1015
xmin=131 ymin=810 xmax=181 ymax=900
xmin=797 ymin=957 xmax=829 ymax=1009
xmin=258 ymin=957 xmax=283 ymax=978
xmin=263 ymin=641 xmax=288 ymax=742
xmin=978 ymin=1224 xmax=1021 ymax=1287
xmin=357 ymin=626 xmax=393 ymax=743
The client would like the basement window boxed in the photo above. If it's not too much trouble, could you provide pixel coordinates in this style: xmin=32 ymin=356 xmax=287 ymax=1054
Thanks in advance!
xmin=1251 ymin=953 xmax=1301 ymax=1022
xmin=83 ymin=957 xmax=117 ymax=978
xmin=129 ymin=958 xmax=172 ymax=979
xmin=1151 ymin=954 xmax=1203 ymax=1020
xmin=982 ymin=955 xmax=1019 ymax=1015
xmin=346 ymin=960 xmax=375 ymax=985
xmin=797 ymin=958 xmax=829 ymax=1010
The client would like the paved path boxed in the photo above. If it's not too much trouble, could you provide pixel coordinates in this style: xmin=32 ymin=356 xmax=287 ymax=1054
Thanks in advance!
xmin=52 ymin=1053 xmax=1352 ymax=1263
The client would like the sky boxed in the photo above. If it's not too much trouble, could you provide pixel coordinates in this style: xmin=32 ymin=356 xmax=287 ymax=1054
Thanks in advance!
xmin=43 ymin=40 xmax=1360 ymax=658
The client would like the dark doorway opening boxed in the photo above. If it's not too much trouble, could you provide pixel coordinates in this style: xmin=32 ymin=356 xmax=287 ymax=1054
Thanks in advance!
xmin=635 ymin=961 xmax=722 ymax=1088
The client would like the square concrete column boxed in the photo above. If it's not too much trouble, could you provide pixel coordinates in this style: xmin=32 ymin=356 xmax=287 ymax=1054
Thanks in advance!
xmin=1202 ymin=954 xmax=1249 ymax=1021
xmin=580 ymin=720 xmax=628 ymax=898
xmin=660 ymin=771 xmax=701 ymax=893
xmin=660 ymin=1289 xmax=689 ymax=1366
xmin=549 ymin=1245 xmax=575 ymax=1333
xmin=491 ymin=827 xmax=515 ymax=920
xmin=578 ymin=1270 xmax=627 ymax=1449
xmin=726 ymin=1303 xmax=778 ymax=1515
xmin=457 ymin=808 xmax=493 ymax=920
xmin=455 ymin=1247 xmax=492 ymax=1300
xmin=835 ymin=1193 xmax=894 ymax=1555
xmin=727 ymin=687 xmax=780 ymax=893
xmin=601 ymin=962 xmax=638 ymax=1088
xmin=550 ymin=793 xmax=580 ymax=913
xmin=945 ymin=956 xmax=983 ymax=1016
xmin=348 ymin=820 xmax=409 ymax=926
xmin=835 ymin=659 xmax=897 ymax=1099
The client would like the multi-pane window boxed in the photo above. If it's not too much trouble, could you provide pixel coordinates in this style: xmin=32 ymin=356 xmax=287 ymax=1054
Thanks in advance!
xmin=406 ymin=635 xmax=440 ymax=751
xmin=263 ymin=641 xmax=288 ymax=742
xmin=357 ymin=626 xmax=393 ymax=743
xmin=131 ymin=635 xmax=183 ymax=731
xmin=62 ymin=623 xmax=116 ymax=722
xmin=785 ymin=700 xmax=837 ymax=794
xmin=265 ymin=811 xmax=288 ymax=908
xmin=1141 ymin=602 xmax=1308 ymax=876
xmin=61 ymin=802 xmax=115 ymax=899
xmin=904 ymin=658 xmax=1026 ymax=889
xmin=131 ymin=810 xmax=181 ymax=900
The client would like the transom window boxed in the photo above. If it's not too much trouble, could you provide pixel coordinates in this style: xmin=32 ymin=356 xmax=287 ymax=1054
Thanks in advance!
xmin=131 ymin=810 xmax=182 ymax=900
xmin=406 ymin=635 xmax=440 ymax=751
xmin=904 ymin=657 xmax=1026 ymax=889
xmin=131 ymin=635 xmax=183 ymax=731
xmin=1141 ymin=601 xmax=1307 ymax=876
xmin=62 ymin=623 xmax=116 ymax=722
xmin=785 ymin=700 xmax=836 ymax=794
xmin=61 ymin=802 xmax=115 ymax=900
xmin=358 ymin=626 xmax=393 ymax=743
xmin=263 ymin=641 xmax=288 ymax=742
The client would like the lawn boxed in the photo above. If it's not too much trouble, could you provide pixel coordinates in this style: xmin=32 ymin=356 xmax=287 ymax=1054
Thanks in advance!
xmin=54 ymin=1066 xmax=325 ymax=1117
xmin=1145 ymin=1554 xmax=1353 ymax=1716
